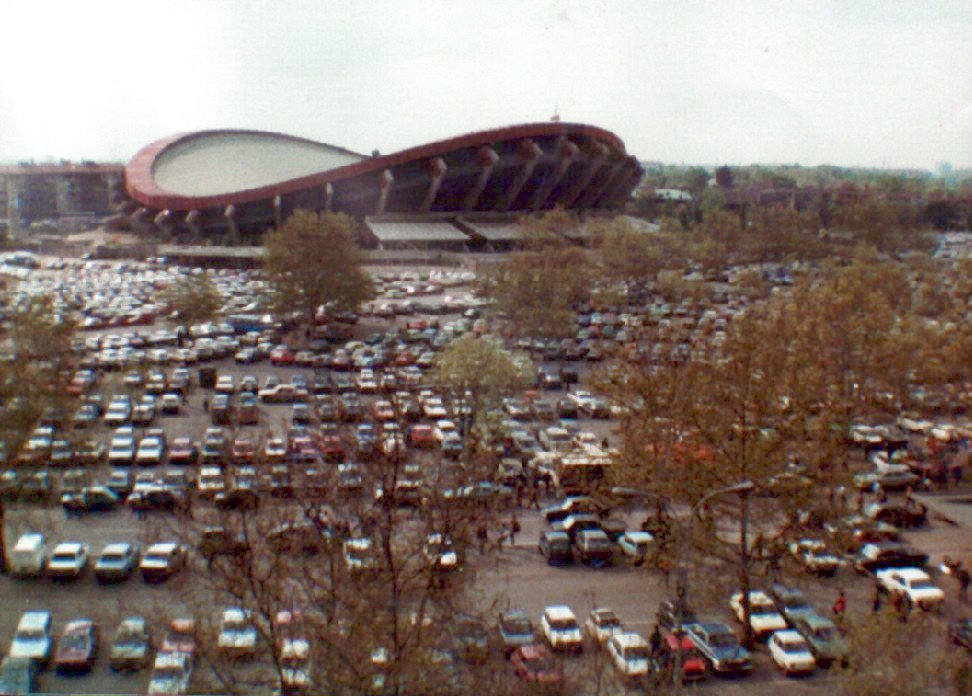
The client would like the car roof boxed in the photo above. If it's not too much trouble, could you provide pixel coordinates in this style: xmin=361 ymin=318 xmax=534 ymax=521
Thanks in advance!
xmin=146 ymin=542 xmax=180 ymax=553
xmin=878 ymin=567 xmax=929 ymax=579
xmin=101 ymin=542 xmax=133 ymax=554
xmin=17 ymin=611 xmax=51 ymax=629
xmin=52 ymin=542 xmax=85 ymax=553
xmin=613 ymin=632 xmax=647 ymax=648
xmin=624 ymin=531 xmax=654 ymax=542
xmin=544 ymin=606 xmax=576 ymax=620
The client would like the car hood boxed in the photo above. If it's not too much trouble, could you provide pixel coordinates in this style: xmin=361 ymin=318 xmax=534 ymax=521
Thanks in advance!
xmin=9 ymin=638 xmax=49 ymax=658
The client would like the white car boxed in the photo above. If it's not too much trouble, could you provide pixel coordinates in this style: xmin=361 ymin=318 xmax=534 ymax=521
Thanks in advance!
xmin=217 ymin=608 xmax=257 ymax=659
xmin=584 ymin=608 xmax=623 ymax=647
xmin=876 ymin=567 xmax=945 ymax=610
xmin=147 ymin=651 xmax=192 ymax=694
xmin=7 ymin=611 xmax=53 ymax=665
xmin=47 ymin=542 xmax=89 ymax=581
xmin=215 ymin=375 xmax=236 ymax=394
xmin=768 ymin=629 xmax=816 ymax=676
xmin=605 ymin=632 xmax=651 ymax=682
xmin=541 ymin=606 xmax=583 ymax=653
xmin=730 ymin=590 xmax=787 ymax=639
xmin=618 ymin=531 xmax=655 ymax=561
xmin=789 ymin=539 xmax=839 ymax=576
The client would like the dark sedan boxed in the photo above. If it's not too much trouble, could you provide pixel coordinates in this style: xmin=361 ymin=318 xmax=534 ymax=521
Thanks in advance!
xmin=53 ymin=620 xmax=99 ymax=673
xmin=61 ymin=486 xmax=121 ymax=513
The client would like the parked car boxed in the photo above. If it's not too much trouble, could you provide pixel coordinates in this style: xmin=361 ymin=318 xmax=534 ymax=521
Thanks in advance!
xmin=53 ymin=619 xmax=99 ymax=673
xmin=217 ymin=608 xmax=257 ymax=660
xmin=876 ymin=567 xmax=945 ymax=611
xmin=7 ymin=532 xmax=48 ymax=578
xmin=510 ymin=643 xmax=563 ymax=685
xmin=618 ymin=530 xmax=654 ymax=562
xmin=789 ymin=539 xmax=840 ymax=577
xmin=147 ymin=650 xmax=192 ymax=695
xmin=110 ymin=617 xmax=152 ymax=672
xmin=767 ymin=584 xmax=816 ymax=626
xmin=605 ymin=632 xmax=651 ymax=684
xmin=854 ymin=542 xmax=929 ymax=574
xmin=7 ymin=611 xmax=53 ymax=668
xmin=95 ymin=543 xmax=141 ymax=583
xmin=686 ymin=622 xmax=752 ymax=675
xmin=656 ymin=632 xmax=708 ymax=682
xmin=584 ymin=608 xmax=623 ymax=648
xmin=540 ymin=606 xmax=583 ymax=653
xmin=497 ymin=610 xmax=535 ymax=657
xmin=62 ymin=485 xmax=122 ymax=513
xmin=790 ymin=613 xmax=848 ymax=667
xmin=865 ymin=502 xmax=927 ymax=528
xmin=140 ymin=543 xmax=187 ymax=583
xmin=768 ymin=629 xmax=816 ymax=676
xmin=730 ymin=591 xmax=787 ymax=639
xmin=47 ymin=542 xmax=89 ymax=581
xmin=538 ymin=531 xmax=572 ymax=566
xmin=574 ymin=528 xmax=613 ymax=567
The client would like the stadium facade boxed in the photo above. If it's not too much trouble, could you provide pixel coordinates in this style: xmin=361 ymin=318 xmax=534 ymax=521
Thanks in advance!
xmin=125 ymin=123 xmax=642 ymax=246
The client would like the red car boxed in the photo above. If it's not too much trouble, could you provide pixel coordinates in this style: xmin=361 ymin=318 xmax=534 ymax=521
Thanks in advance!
xmin=408 ymin=424 xmax=436 ymax=449
xmin=660 ymin=632 xmax=708 ymax=682
xmin=511 ymin=643 xmax=563 ymax=685
xmin=270 ymin=346 xmax=296 ymax=366
xmin=54 ymin=619 xmax=99 ymax=673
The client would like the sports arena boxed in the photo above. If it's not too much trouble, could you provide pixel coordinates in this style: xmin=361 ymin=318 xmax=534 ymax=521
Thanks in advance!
xmin=125 ymin=122 xmax=642 ymax=250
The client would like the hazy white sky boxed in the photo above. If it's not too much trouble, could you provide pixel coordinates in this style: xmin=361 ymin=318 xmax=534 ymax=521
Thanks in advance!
xmin=1 ymin=0 xmax=969 ymax=170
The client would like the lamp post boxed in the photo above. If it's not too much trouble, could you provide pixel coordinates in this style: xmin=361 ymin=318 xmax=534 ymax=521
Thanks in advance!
xmin=613 ymin=480 xmax=754 ymax=695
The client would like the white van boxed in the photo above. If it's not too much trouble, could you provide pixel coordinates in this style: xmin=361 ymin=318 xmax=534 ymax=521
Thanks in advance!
xmin=8 ymin=533 xmax=47 ymax=578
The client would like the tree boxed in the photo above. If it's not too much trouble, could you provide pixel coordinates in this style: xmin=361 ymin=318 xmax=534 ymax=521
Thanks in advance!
xmin=159 ymin=269 xmax=224 ymax=326
xmin=475 ymin=210 xmax=592 ymax=339
xmin=835 ymin=609 xmax=951 ymax=696
xmin=714 ymin=166 xmax=734 ymax=188
xmin=435 ymin=334 xmax=534 ymax=470
xmin=263 ymin=211 xmax=375 ymax=331
xmin=0 ymin=295 xmax=75 ymax=573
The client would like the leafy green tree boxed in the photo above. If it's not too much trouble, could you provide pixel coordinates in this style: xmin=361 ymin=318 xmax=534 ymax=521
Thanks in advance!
xmin=475 ymin=211 xmax=592 ymax=338
xmin=263 ymin=210 xmax=375 ymax=330
xmin=159 ymin=270 xmax=224 ymax=326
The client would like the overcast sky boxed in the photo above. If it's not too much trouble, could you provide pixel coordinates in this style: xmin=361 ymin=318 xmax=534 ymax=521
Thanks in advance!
xmin=1 ymin=0 xmax=969 ymax=170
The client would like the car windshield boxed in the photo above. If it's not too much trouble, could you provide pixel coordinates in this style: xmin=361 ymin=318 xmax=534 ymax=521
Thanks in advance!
xmin=143 ymin=553 xmax=168 ymax=564
xmin=751 ymin=603 xmax=777 ymax=615
xmin=18 ymin=628 xmax=45 ymax=639
xmin=153 ymin=666 xmax=185 ymax=680
xmin=61 ymin=634 xmax=87 ymax=651
xmin=624 ymin=645 xmax=649 ymax=660
xmin=550 ymin=618 xmax=577 ymax=631
xmin=813 ymin=627 xmax=837 ymax=641
xmin=101 ymin=553 xmax=126 ymax=563
xmin=503 ymin=617 xmax=531 ymax=634
xmin=114 ymin=634 xmax=144 ymax=648
xmin=782 ymin=640 xmax=807 ymax=654
xmin=910 ymin=580 xmax=936 ymax=590
xmin=597 ymin=615 xmax=621 ymax=628
xmin=709 ymin=633 xmax=737 ymax=649
xmin=51 ymin=552 xmax=77 ymax=563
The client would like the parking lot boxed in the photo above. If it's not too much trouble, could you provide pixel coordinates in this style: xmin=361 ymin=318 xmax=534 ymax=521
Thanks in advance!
xmin=3 ymin=255 xmax=972 ymax=694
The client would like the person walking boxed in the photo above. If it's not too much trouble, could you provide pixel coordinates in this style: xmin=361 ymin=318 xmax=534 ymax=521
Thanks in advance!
xmin=649 ymin=624 xmax=662 ymax=658
xmin=872 ymin=584 xmax=883 ymax=613
xmin=509 ymin=514 xmax=520 ymax=546
xmin=958 ymin=565 xmax=970 ymax=602
xmin=528 ymin=484 xmax=540 ymax=511
xmin=477 ymin=523 xmax=488 ymax=555
xmin=832 ymin=589 xmax=847 ymax=622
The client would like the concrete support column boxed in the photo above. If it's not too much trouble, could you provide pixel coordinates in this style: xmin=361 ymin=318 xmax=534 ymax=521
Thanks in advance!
xmin=500 ymin=139 xmax=543 ymax=211
xmin=530 ymin=138 xmax=578 ymax=211
xmin=272 ymin=195 xmax=283 ymax=227
xmin=224 ymin=204 xmax=240 ymax=244
xmin=602 ymin=159 xmax=642 ymax=207
xmin=131 ymin=207 xmax=155 ymax=235
xmin=576 ymin=153 xmax=626 ymax=210
xmin=560 ymin=141 xmax=609 ymax=208
xmin=420 ymin=158 xmax=448 ymax=213
xmin=463 ymin=146 xmax=499 ymax=212
xmin=375 ymin=169 xmax=395 ymax=216
xmin=185 ymin=210 xmax=203 ymax=241
xmin=153 ymin=209 xmax=175 ymax=239
xmin=324 ymin=183 xmax=334 ymax=213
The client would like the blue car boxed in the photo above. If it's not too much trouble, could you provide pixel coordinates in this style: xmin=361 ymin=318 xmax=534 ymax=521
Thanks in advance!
xmin=686 ymin=622 xmax=752 ymax=675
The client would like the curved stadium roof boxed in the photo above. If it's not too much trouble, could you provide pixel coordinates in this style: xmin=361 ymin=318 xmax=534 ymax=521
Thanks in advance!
xmin=126 ymin=123 xmax=642 ymax=238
